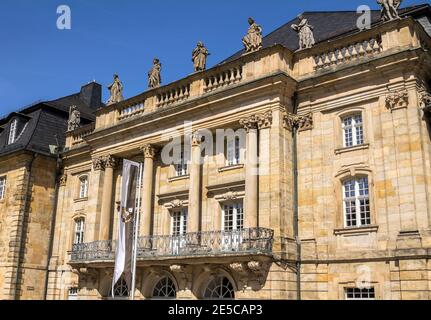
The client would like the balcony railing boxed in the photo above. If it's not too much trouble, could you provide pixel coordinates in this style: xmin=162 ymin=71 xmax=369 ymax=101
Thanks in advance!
xmin=69 ymin=228 xmax=274 ymax=264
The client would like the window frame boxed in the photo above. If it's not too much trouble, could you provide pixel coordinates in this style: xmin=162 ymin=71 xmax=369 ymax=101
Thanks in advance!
xmin=344 ymin=287 xmax=376 ymax=300
xmin=342 ymin=176 xmax=371 ymax=228
xmin=78 ymin=175 xmax=89 ymax=199
xmin=171 ymin=209 xmax=188 ymax=237
xmin=226 ymin=136 xmax=242 ymax=167
xmin=174 ymin=150 xmax=189 ymax=177
xmin=0 ymin=176 xmax=6 ymax=200
xmin=342 ymin=113 xmax=364 ymax=148
xmin=222 ymin=201 xmax=244 ymax=232
xmin=73 ymin=218 xmax=85 ymax=245
xmin=8 ymin=119 xmax=18 ymax=145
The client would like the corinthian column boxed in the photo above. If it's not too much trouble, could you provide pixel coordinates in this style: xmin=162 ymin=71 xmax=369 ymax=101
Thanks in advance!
xmin=140 ymin=144 xmax=157 ymax=237
xmin=239 ymin=115 xmax=259 ymax=228
xmin=99 ymin=155 xmax=116 ymax=241
xmin=188 ymin=131 xmax=202 ymax=233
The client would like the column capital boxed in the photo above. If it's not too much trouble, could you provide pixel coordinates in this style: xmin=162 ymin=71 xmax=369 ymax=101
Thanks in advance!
xmin=92 ymin=156 xmax=105 ymax=171
xmin=257 ymin=110 xmax=273 ymax=130
xmin=59 ymin=174 xmax=67 ymax=187
xmin=104 ymin=155 xmax=117 ymax=169
xmin=191 ymin=131 xmax=202 ymax=147
xmin=284 ymin=112 xmax=313 ymax=132
xmin=239 ymin=115 xmax=259 ymax=132
xmin=140 ymin=144 xmax=158 ymax=159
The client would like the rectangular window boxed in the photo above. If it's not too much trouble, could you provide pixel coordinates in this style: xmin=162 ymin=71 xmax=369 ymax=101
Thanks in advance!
xmin=345 ymin=287 xmax=375 ymax=300
xmin=343 ymin=177 xmax=371 ymax=227
xmin=223 ymin=202 xmax=244 ymax=231
xmin=226 ymin=136 xmax=241 ymax=166
xmin=0 ymin=177 xmax=6 ymax=200
xmin=74 ymin=218 xmax=85 ymax=244
xmin=68 ymin=287 xmax=79 ymax=300
xmin=175 ymin=151 xmax=188 ymax=177
xmin=79 ymin=176 xmax=88 ymax=199
xmin=8 ymin=119 xmax=17 ymax=145
xmin=171 ymin=209 xmax=188 ymax=236
xmin=342 ymin=115 xmax=364 ymax=147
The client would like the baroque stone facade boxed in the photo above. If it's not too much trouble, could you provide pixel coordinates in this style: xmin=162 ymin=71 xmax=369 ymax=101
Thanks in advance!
xmin=2 ymin=5 xmax=431 ymax=300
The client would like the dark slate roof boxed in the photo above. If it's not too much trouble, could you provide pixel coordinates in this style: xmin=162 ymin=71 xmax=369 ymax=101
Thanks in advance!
xmin=0 ymin=82 xmax=102 ymax=157
xmin=221 ymin=4 xmax=431 ymax=64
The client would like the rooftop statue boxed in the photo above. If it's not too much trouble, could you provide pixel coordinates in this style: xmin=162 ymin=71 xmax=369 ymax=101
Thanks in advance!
xmin=377 ymin=0 xmax=403 ymax=21
xmin=192 ymin=41 xmax=210 ymax=72
xmin=67 ymin=105 xmax=80 ymax=132
xmin=148 ymin=58 xmax=162 ymax=89
xmin=107 ymin=74 xmax=124 ymax=105
xmin=291 ymin=14 xmax=315 ymax=50
xmin=242 ymin=17 xmax=263 ymax=53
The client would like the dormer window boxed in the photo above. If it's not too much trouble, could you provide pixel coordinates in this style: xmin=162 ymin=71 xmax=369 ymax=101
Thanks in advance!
xmin=8 ymin=119 xmax=17 ymax=145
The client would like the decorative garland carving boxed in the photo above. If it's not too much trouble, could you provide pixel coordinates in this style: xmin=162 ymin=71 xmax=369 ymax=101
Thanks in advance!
xmin=385 ymin=89 xmax=409 ymax=111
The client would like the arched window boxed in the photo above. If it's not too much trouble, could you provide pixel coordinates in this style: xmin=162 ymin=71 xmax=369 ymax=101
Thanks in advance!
xmin=112 ymin=277 xmax=129 ymax=298
xmin=204 ymin=276 xmax=235 ymax=300
xmin=79 ymin=175 xmax=88 ymax=199
xmin=152 ymin=277 xmax=177 ymax=299
xmin=73 ymin=218 xmax=85 ymax=244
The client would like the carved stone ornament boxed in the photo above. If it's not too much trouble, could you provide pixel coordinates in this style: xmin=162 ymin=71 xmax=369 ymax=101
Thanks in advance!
xmin=170 ymin=199 xmax=184 ymax=208
xmin=229 ymin=263 xmax=247 ymax=274
xmin=223 ymin=191 xmax=239 ymax=201
xmin=240 ymin=111 xmax=273 ymax=132
xmin=104 ymin=155 xmax=117 ymax=169
xmin=284 ymin=112 xmax=313 ymax=131
xmin=242 ymin=17 xmax=263 ymax=53
xmin=419 ymin=89 xmax=431 ymax=119
xmin=59 ymin=174 xmax=67 ymax=186
xmin=92 ymin=157 xmax=105 ymax=171
xmin=291 ymin=15 xmax=315 ymax=50
xmin=141 ymin=144 xmax=157 ymax=159
xmin=191 ymin=131 xmax=202 ymax=147
xmin=385 ymin=89 xmax=409 ymax=111
xmin=148 ymin=58 xmax=162 ymax=89
xmin=170 ymin=265 xmax=186 ymax=273
xmin=247 ymin=261 xmax=263 ymax=273
xmin=107 ymin=74 xmax=124 ymax=106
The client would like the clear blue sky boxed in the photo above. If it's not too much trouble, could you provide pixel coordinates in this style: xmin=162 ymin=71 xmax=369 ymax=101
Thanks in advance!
xmin=0 ymin=0 xmax=426 ymax=115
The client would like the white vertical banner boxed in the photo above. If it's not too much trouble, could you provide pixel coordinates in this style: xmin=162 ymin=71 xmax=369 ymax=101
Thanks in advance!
xmin=112 ymin=159 xmax=142 ymax=299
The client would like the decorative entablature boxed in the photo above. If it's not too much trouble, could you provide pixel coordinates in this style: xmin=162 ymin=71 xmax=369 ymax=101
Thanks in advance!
xmin=283 ymin=112 xmax=313 ymax=132
xmin=206 ymin=181 xmax=245 ymax=202
xmin=385 ymin=89 xmax=409 ymax=112
xmin=157 ymin=190 xmax=189 ymax=209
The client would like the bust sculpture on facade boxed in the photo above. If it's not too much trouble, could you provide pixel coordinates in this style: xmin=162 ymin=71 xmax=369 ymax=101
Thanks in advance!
xmin=148 ymin=58 xmax=162 ymax=89
xmin=192 ymin=41 xmax=210 ymax=72
xmin=377 ymin=0 xmax=403 ymax=21
xmin=242 ymin=17 xmax=263 ymax=53
xmin=106 ymin=74 xmax=124 ymax=106
xmin=291 ymin=15 xmax=315 ymax=50
xmin=67 ymin=105 xmax=81 ymax=132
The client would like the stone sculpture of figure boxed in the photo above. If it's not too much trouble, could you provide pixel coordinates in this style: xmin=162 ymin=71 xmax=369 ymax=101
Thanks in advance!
xmin=242 ymin=17 xmax=263 ymax=53
xmin=148 ymin=58 xmax=162 ymax=89
xmin=68 ymin=105 xmax=80 ymax=131
xmin=291 ymin=15 xmax=315 ymax=50
xmin=377 ymin=0 xmax=402 ymax=21
xmin=192 ymin=41 xmax=210 ymax=72
xmin=107 ymin=74 xmax=124 ymax=105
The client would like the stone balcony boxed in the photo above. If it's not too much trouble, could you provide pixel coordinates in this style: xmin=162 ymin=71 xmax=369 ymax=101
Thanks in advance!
xmin=69 ymin=227 xmax=274 ymax=266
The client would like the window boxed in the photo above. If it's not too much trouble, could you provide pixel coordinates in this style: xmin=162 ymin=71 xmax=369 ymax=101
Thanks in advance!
xmin=111 ymin=277 xmax=129 ymax=298
xmin=175 ymin=151 xmax=188 ymax=177
xmin=343 ymin=177 xmax=371 ymax=228
xmin=171 ymin=209 xmax=188 ymax=236
xmin=226 ymin=136 xmax=241 ymax=166
xmin=78 ymin=176 xmax=88 ymax=199
xmin=204 ymin=276 xmax=235 ymax=300
xmin=152 ymin=277 xmax=177 ymax=299
xmin=74 ymin=218 xmax=85 ymax=245
xmin=0 ymin=177 xmax=6 ymax=200
xmin=345 ymin=287 xmax=375 ymax=300
xmin=8 ymin=119 xmax=18 ymax=145
xmin=342 ymin=114 xmax=364 ymax=147
xmin=68 ymin=287 xmax=79 ymax=300
xmin=223 ymin=202 xmax=244 ymax=232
